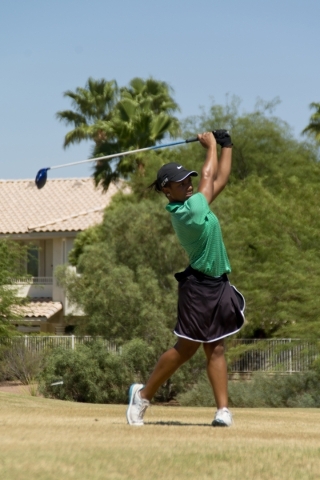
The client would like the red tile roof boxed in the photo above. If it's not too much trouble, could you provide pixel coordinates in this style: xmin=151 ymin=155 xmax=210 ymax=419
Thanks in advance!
xmin=0 ymin=178 xmax=128 ymax=234
xmin=14 ymin=298 xmax=63 ymax=319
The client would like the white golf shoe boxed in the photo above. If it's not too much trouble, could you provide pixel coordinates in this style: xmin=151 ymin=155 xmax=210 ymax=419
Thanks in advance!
xmin=212 ymin=407 xmax=233 ymax=427
xmin=126 ymin=384 xmax=150 ymax=426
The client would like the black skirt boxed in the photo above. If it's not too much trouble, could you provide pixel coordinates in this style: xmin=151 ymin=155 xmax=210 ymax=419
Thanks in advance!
xmin=173 ymin=266 xmax=245 ymax=343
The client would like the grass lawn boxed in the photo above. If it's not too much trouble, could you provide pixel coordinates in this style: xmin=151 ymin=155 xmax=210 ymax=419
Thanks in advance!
xmin=0 ymin=392 xmax=319 ymax=480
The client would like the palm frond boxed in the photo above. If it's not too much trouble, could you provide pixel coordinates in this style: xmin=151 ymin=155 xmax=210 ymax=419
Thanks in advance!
xmin=56 ymin=110 xmax=87 ymax=127
xmin=63 ymin=127 xmax=92 ymax=148
xmin=117 ymin=98 xmax=137 ymax=122
xmin=302 ymin=102 xmax=320 ymax=140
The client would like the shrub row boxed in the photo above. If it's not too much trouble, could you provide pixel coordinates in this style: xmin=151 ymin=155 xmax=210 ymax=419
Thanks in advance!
xmin=1 ymin=340 xmax=320 ymax=407
xmin=177 ymin=367 xmax=320 ymax=408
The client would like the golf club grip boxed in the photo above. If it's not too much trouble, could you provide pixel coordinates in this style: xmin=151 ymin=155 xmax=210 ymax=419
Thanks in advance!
xmin=185 ymin=131 xmax=223 ymax=143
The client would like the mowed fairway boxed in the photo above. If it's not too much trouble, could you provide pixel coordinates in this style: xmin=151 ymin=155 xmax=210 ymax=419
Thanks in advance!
xmin=0 ymin=393 xmax=319 ymax=480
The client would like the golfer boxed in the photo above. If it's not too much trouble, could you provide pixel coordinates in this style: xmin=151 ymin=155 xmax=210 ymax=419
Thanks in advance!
xmin=126 ymin=131 xmax=245 ymax=427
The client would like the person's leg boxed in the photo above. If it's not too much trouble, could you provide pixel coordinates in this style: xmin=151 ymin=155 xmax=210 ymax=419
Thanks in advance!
xmin=140 ymin=338 xmax=200 ymax=401
xmin=203 ymin=339 xmax=228 ymax=409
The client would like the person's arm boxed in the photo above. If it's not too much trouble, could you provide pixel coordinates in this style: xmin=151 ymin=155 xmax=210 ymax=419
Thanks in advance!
xmin=211 ymin=146 xmax=232 ymax=201
xmin=197 ymin=132 xmax=232 ymax=204
xmin=197 ymin=132 xmax=218 ymax=204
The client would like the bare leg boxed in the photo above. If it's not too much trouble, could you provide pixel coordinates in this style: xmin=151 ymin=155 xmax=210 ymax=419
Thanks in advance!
xmin=140 ymin=338 xmax=200 ymax=401
xmin=203 ymin=340 xmax=228 ymax=409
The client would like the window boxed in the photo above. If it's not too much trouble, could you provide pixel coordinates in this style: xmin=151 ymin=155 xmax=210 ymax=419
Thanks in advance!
xmin=27 ymin=245 xmax=39 ymax=277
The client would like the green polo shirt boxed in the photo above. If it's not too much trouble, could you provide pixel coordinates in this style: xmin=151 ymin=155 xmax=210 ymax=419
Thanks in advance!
xmin=166 ymin=192 xmax=231 ymax=277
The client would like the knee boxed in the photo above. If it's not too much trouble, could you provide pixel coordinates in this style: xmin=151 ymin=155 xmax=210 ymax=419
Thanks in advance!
xmin=206 ymin=342 xmax=225 ymax=362
xmin=214 ymin=344 xmax=225 ymax=357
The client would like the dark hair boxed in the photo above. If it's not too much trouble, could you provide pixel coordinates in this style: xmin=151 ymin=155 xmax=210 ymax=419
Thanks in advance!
xmin=148 ymin=179 xmax=174 ymax=193
xmin=148 ymin=179 xmax=162 ymax=193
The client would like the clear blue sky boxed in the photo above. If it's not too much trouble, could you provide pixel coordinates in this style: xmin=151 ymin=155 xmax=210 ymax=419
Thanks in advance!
xmin=1 ymin=0 xmax=319 ymax=180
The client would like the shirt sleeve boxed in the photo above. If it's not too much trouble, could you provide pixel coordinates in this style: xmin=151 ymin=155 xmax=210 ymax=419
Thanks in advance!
xmin=182 ymin=192 xmax=210 ymax=225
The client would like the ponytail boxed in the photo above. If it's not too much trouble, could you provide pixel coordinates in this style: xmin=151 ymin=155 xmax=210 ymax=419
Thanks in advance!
xmin=148 ymin=179 xmax=162 ymax=193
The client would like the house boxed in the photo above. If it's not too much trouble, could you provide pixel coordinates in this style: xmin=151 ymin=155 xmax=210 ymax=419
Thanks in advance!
xmin=0 ymin=177 xmax=127 ymax=334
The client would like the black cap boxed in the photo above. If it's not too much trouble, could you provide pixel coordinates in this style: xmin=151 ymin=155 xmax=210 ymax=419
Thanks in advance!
xmin=157 ymin=163 xmax=198 ymax=189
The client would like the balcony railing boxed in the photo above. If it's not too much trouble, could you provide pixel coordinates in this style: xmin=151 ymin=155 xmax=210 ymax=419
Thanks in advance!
xmin=9 ymin=277 xmax=53 ymax=285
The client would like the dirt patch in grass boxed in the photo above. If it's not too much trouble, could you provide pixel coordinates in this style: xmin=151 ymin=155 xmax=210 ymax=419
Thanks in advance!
xmin=0 ymin=381 xmax=24 ymax=394
xmin=0 ymin=381 xmax=41 ymax=396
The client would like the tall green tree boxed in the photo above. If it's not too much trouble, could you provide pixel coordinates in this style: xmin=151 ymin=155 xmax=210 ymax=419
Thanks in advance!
xmin=0 ymin=240 xmax=27 ymax=336
xmin=56 ymin=78 xmax=118 ymax=148
xmin=56 ymin=77 xmax=180 ymax=190
xmin=219 ymin=174 xmax=320 ymax=338
xmin=62 ymin=98 xmax=320 ymax=340
xmin=56 ymin=196 xmax=183 ymax=348
xmin=302 ymin=102 xmax=320 ymax=142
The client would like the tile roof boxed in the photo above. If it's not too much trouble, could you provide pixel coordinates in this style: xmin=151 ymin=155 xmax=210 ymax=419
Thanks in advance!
xmin=14 ymin=298 xmax=63 ymax=320
xmin=0 ymin=178 xmax=128 ymax=234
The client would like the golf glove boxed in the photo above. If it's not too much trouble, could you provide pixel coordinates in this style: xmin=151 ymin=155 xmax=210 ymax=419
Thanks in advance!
xmin=213 ymin=129 xmax=233 ymax=148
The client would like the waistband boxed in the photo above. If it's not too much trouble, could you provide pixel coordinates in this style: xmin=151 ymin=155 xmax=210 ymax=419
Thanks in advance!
xmin=174 ymin=266 xmax=228 ymax=283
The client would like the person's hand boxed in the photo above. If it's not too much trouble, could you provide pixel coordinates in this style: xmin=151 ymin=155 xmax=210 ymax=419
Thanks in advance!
xmin=212 ymin=129 xmax=233 ymax=148
xmin=197 ymin=131 xmax=216 ymax=149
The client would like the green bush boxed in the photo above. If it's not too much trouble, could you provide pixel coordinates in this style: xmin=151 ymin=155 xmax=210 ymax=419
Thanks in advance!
xmin=176 ymin=373 xmax=215 ymax=407
xmin=121 ymin=338 xmax=156 ymax=384
xmin=0 ymin=341 xmax=43 ymax=384
xmin=312 ymin=357 xmax=320 ymax=375
xmin=229 ymin=371 xmax=320 ymax=407
xmin=177 ymin=371 xmax=320 ymax=408
xmin=0 ymin=344 xmax=9 ymax=382
xmin=39 ymin=340 xmax=133 ymax=403
xmin=157 ymin=348 xmax=207 ymax=402
xmin=38 ymin=338 xmax=209 ymax=404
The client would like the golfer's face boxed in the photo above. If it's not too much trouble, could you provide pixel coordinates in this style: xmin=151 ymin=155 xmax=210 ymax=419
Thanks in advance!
xmin=168 ymin=176 xmax=193 ymax=202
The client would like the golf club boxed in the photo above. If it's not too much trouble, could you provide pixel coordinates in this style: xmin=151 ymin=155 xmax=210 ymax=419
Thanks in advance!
xmin=35 ymin=130 xmax=230 ymax=189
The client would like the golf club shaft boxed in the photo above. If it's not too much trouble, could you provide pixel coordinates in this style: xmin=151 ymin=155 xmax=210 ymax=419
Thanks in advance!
xmin=49 ymin=138 xmax=198 ymax=171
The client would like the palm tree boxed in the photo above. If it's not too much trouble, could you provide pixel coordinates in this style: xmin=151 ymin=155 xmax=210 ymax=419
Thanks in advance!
xmin=57 ymin=77 xmax=180 ymax=190
xmin=93 ymin=77 xmax=180 ymax=189
xmin=302 ymin=102 xmax=320 ymax=142
xmin=116 ymin=77 xmax=180 ymax=149
xmin=56 ymin=77 xmax=119 ymax=149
